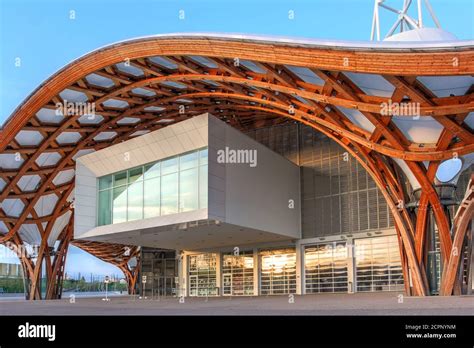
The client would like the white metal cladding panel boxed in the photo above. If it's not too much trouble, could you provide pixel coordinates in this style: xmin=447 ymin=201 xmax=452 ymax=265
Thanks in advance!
xmin=76 ymin=113 xmax=209 ymax=178
xmin=74 ymin=114 xmax=210 ymax=238
xmin=208 ymin=115 xmax=300 ymax=239
xmin=74 ymin=162 xmax=98 ymax=238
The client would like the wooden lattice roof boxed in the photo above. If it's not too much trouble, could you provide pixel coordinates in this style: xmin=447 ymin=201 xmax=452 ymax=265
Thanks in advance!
xmin=0 ymin=34 xmax=473 ymax=298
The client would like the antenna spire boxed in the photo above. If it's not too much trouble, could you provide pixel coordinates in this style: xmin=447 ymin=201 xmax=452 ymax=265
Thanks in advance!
xmin=371 ymin=0 xmax=442 ymax=41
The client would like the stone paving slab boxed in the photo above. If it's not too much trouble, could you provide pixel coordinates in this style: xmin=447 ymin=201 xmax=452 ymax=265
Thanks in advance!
xmin=0 ymin=292 xmax=473 ymax=315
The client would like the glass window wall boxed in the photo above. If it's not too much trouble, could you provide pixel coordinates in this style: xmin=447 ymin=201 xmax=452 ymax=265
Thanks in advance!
xmin=222 ymin=252 xmax=254 ymax=296
xmin=305 ymin=242 xmax=348 ymax=293
xmin=260 ymin=249 xmax=296 ymax=295
xmin=188 ymin=253 xmax=218 ymax=297
xmin=97 ymin=148 xmax=208 ymax=226
xmin=355 ymin=235 xmax=404 ymax=292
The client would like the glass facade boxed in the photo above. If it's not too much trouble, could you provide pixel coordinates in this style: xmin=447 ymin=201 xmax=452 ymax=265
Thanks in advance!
xmin=260 ymin=249 xmax=297 ymax=295
xmin=246 ymin=124 xmax=395 ymax=238
xmin=97 ymin=148 xmax=208 ymax=226
xmin=103 ymin=122 xmax=416 ymax=297
xmin=188 ymin=253 xmax=218 ymax=297
xmin=182 ymin=239 xmax=403 ymax=297
xmin=140 ymin=249 xmax=178 ymax=297
xmin=427 ymin=217 xmax=441 ymax=294
xmin=222 ymin=252 xmax=254 ymax=296
xmin=305 ymin=242 xmax=348 ymax=293
xmin=355 ymin=235 xmax=404 ymax=292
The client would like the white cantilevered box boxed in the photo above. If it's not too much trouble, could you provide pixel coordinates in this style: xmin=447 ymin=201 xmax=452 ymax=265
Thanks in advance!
xmin=74 ymin=113 xmax=300 ymax=250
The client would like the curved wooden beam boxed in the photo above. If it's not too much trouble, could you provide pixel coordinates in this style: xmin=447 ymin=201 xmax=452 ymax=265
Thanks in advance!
xmin=2 ymin=37 xmax=474 ymax=144
xmin=440 ymin=174 xmax=474 ymax=295
xmin=1 ymin=37 xmax=472 ymax=299
xmin=72 ymin=240 xmax=140 ymax=295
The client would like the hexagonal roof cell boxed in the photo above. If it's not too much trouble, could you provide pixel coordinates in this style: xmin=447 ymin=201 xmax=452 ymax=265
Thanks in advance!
xmin=0 ymin=153 xmax=25 ymax=169
xmin=36 ymin=107 xmax=64 ymax=124
xmin=102 ymin=99 xmax=129 ymax=109
xmin=0 ymin=221 xmax=7 ymax=234
xmin=94 ymin=131 xmax=117 ymax=141
xmin=115 ymin=62 xmax=144 ymax=77
xmin=294 ymin=95 xmax=311 ymax=106
xmin=465 ymin=112 xmax=474 ymax=129
xmin=15 ymin=130 xmax=44 ymax=147
xmin=0 ymin=178 xmax=6 ymax=193
xmin=35 ymin=152 xmax=62 ymax=167
xmin=188 ymin=55 xmax=218 ymax=69
xmin=240 ymin=60 xmax=266 ymax=74
xmin=336 ymin=106 xmax=375 ymax=133
xmin=48 ymin=211 xmax=72 ymax=246
xmin=55 ymin=131 xmax=82 ymax=145
xmin=417 ymin=76 xmax=474 ymax=97
xmin=345 ymin=72 xmax=395 ymax=98
xmin=17 ymin=175 xmax=41 ymax=192
xmin=131 ymin=87 xmax=156 ymax=97
xmin=160 ymin=81 xmax=187 ymax=89
xmin=19 ymin=224 xmax=41 ymax=245
xmin=72 ymin=149 xmax=95 ymax=160
xmin=148 ymin=56 xmax=178 ymax=70
xmin=52 ymin=169 xmax=75 ymax=186
xmin=285 ymin=65 xmax=325 ymax=85
xmin=117 ymin=117 xmax=141 ymax=125
xmin=176 ymin=98 xmax=193 ymax=103
xmin=34 ymin=193 xmax=58 ymax=217
xmin=391 ymin=116 xmax=444 ymax=144
xmin=130 ymin=130 xmax=150 ymax=137
xmin=143 ymin=106 xmax=165 ymax=112
xmin=78 ymin=114 xmax=104 ymax=124
xmin=203 ymin=79 xmax=221 ymax=87
xmin=85 ymin=73 xmax=115 ymax=88
xmin=59 ymin=89 xmax=89 ymax=103
xmin=2 ymin=198 xmax=25 ymax=217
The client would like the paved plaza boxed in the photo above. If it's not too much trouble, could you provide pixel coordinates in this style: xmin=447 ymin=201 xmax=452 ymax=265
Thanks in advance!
xmin=1 ymin=292 xmax=473 ymax=315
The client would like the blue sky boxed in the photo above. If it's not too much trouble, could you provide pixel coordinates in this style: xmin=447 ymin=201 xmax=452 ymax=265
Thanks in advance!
xmin=0 ymin=0 xmax=473 ymax=276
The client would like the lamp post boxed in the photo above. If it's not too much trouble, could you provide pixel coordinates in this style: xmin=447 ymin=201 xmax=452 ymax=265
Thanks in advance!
xmin=102 ymin=275 xmax=110 ymax=301
xmin=139 ymin=275 xmax=147 ymax=300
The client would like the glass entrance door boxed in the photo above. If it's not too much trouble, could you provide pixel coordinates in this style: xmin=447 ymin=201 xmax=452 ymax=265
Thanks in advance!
xmin=260 ymin=249 xmax=296 ymax=295
xmin=157 ymin=277 xmax=176 ymax=296
xmin=355 ymin=235 xmax=404 ymax=292
xmin=223 ymin=274 xmax=232 ymax=295
xmin=222 ymin=252 xmax=254 ymax=296
xmin=188 ymin=253 xmax=218 ymax=297
xmin=305 ymin=242 xmax=349 ymax=293
xmin=427 ymin=221 xmax=441 ymax=294
xmin=189 ymin=275 xmax=198 ymax=296
xmin=141 ymin=249 xmax=177 ymax=297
